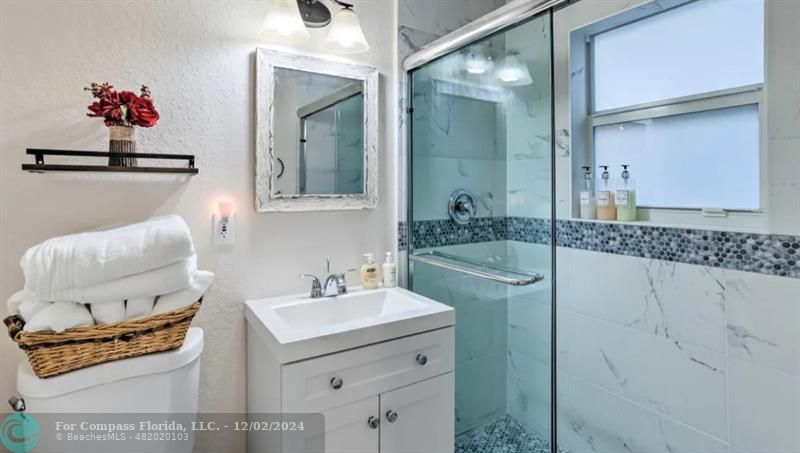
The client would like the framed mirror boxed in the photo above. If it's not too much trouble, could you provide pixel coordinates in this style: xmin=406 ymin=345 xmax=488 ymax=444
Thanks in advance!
xmin=256 ymin=48 xmax=379 ymax=212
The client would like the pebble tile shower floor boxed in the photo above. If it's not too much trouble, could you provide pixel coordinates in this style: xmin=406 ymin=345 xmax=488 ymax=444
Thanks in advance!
xmin=454 ymin=415 xmax=557 ymax=453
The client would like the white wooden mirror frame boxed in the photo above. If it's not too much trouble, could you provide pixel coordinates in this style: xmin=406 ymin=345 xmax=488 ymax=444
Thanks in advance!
xmin=255 ymin=48 xmax=379 ymax=212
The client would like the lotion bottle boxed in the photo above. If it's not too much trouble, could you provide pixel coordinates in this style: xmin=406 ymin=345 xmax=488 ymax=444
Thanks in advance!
xmin=615 ymin=164 xmax=637 ymax=221
xmin=579 ymin=166 xmax=597 ymax=220
xmin=382 ymin=252 xmax=397 ymax=288
xmin=596 ymin=165 xmax=616 ymax=220
xmin=360 ymin=253 xmax=380 ymax=290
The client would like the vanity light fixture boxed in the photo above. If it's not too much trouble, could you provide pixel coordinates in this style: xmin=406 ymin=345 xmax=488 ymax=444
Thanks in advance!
xmin=323 ymin=2 xmax=370 ymax=54
xmin=495 ymin=50 xmax=533 ymax=86
xmin=260 ymin=0 xmax=311 ymax=40
xmin=261 ymin=0 xmax=370 ymax=54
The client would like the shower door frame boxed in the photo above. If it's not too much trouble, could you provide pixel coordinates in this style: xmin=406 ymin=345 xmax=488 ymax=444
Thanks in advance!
xmin=403 ymin=1 xmax=571 ymax=451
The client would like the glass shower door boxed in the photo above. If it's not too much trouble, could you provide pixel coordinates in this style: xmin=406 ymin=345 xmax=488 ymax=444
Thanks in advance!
xmin=407 ymin=11 xmax=554 ymax=453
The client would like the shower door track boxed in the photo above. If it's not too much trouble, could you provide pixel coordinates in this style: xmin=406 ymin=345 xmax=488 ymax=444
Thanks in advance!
xmin=403 ymin=0 xmax=571 ymax=72
xmin=410 ymin=251 xmax=544 ymax=286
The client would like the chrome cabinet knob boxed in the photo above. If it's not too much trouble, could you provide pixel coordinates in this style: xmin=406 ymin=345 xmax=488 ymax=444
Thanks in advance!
xmin=415 ymin=354 xmax=428 ymax=366
xmin=385 ymin=410 xmax=398 ymax=423
xmin=330 ymin=377 xmax=343 ymax=390
xmin=8 ymin=396 xmax=25 ymax=412
xmin=367 ymin=416 xmax=380 ymax=429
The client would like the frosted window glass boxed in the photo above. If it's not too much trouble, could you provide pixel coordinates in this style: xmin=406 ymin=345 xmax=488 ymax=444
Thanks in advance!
xmin=593 ymin=0 xmax=764 ymax=111
xmin=594 ymin=105 xmax=760 ymax=210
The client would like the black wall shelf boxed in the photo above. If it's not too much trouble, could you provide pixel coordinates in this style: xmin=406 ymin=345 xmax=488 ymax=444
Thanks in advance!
xmin=22 ymin=149 xmax=198 ymax=175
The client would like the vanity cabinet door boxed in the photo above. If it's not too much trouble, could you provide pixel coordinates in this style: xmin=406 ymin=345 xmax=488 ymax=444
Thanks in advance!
xmin=318 ymin=396 xmax=380 ymax=453
xmin=379 ymin=373 xmax=454 ymax=453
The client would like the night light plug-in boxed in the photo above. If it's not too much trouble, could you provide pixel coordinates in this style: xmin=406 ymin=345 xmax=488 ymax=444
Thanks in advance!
xmin=213 ymin=201 xmax=236 ymax=246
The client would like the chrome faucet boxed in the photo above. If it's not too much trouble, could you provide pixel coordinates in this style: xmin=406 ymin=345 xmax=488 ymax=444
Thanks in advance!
xmin=300 ymin=258 xmax=354 ymax=298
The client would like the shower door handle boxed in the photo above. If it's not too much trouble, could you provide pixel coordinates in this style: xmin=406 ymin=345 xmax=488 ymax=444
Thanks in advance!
xmin=409 ymin=252 xmax=543 ymax=286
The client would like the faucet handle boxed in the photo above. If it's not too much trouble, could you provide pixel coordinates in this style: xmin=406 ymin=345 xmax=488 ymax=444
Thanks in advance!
xmin=325 ymin=258 xmax=354 ymax=276
xmin=335 ymin=269 xmax=358 ymax=295
xmin=340 ymin=268 xmax=357 ymax=282
xmin=299 ymin=274 xmax=322 ymax=298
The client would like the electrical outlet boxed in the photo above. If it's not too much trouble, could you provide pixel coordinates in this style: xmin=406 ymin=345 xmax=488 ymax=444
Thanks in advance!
xmin=213 ymin=214 xmax=236 ymax=245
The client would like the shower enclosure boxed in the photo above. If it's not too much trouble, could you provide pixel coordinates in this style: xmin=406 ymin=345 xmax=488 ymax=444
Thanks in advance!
xmin=404 ymin=2 xmax=558 ymax=452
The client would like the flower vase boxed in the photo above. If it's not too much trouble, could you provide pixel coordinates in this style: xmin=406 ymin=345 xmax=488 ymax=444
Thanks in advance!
xmin=108 ymin=125 xmax=137 ymax=167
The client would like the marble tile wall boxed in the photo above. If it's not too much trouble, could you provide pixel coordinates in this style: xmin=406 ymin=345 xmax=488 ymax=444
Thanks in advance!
xmin=557 ymin=246 xmax=800 ymax=453
xmin=397 ymin=0 xmax=508 ymax=226
xmin=407 ymin=229 xmax=799 ymax=452
xmin=504 ymin=16 xmax=554 ymax=221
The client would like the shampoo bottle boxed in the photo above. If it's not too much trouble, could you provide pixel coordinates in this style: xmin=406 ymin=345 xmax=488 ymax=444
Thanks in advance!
xmin=360 ymin=253 xmax=380 ymax=290
xmin=615 ymin=164 xmax=637 ymax=221
xmin=382 ymin=252 xmax=397 ymax=288
xmin=596 ymin=165 xmax=616 ymax=220
xmin=579 ymin=166 xmax=597 ymax=220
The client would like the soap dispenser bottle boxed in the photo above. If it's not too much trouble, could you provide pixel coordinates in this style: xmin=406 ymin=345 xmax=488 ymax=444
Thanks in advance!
xmin=579 ymin=166 xmax=597 ymax=220
xmin=382 ymin=252 xmax=397 ymax=288
xmin=360 ymin=253 xmax=380 ymax=290
xmin=615 ymin=164 xmax=637 ymax=221
xmin=596 ymin=165 xmax=616 ymax=220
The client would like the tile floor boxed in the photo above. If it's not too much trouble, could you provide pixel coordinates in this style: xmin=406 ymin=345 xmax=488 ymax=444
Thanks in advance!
xmin=454 ymin=415 xmax=557 ymax=453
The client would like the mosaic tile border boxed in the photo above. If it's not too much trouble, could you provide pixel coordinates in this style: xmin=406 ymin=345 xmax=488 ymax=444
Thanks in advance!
xmin=556 ymin=220 xmax=800 ymax=279
xmin=398 ymin=221 xmax=408 ymax=251
xmin=401 ymin=217 xmax=800 ymax=279
xmin=411 ymin=217 xmax=508 ymax=249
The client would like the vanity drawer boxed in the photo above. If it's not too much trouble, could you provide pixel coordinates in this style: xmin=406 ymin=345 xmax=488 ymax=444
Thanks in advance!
xmin=281 ymin=327 xmax=454 ymax=413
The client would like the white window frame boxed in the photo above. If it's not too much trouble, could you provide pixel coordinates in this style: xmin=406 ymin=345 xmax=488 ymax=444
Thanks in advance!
xmin=571 ymin=0 xmax=767 ymax=229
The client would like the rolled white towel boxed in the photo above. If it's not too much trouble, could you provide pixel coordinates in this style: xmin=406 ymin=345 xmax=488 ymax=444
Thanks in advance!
xmin=7 ymin=290 xmax=52 ymax=321
xmin=24 ymin=302 xmax=94 ymax=333
xmin=21 ymin=215 xmax=195 ymax=297
xmin=7 ymin=290 xmax=32 ymax=315
xmin=90 ymin=301 xmax=126 ymax=325
xmin=20 ymin=299 xmax=53 ymax=322
xmin=45 ymin=256 xmax=197 ymax=304
xmin=152 ymin=271 xmax=214 ymax=315
xmin=125 ymin=297 xmax=155 ymax=320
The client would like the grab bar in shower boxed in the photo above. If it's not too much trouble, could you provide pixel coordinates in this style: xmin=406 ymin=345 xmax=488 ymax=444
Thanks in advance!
xmin=409 ymin=250 xmax=544 ymax=286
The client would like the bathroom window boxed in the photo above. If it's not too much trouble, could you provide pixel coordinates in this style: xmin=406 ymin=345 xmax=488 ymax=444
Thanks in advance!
xmin=583 ymin=0 xmax=765 ymax=214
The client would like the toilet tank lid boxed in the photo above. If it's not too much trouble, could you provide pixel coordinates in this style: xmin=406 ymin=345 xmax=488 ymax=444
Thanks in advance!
xmin=17 ymin=327 xmax=204 ymax=399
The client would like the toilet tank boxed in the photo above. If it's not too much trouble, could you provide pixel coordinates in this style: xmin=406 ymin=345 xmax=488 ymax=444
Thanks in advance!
xmin=16 ymin=327 xmax=203 ymax=414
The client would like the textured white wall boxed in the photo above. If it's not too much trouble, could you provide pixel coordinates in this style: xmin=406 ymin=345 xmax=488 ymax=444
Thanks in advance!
xmin=0 ymin=1 xmax=397 ymax=449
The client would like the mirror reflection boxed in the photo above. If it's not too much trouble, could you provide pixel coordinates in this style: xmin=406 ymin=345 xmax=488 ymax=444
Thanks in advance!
xmin=273 ymin=68 xmax=365 ymax=196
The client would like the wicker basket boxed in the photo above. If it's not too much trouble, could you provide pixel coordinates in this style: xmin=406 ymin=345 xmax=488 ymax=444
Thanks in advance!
xmin=4 ymin=300 xmax=202 ymax=378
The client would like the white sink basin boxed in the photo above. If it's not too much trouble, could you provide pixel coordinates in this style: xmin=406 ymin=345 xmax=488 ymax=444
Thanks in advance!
xmin=273 ymin=289 xmax=430 ymax=330
xmin=245 ymin=287 xmax=454 ymax=363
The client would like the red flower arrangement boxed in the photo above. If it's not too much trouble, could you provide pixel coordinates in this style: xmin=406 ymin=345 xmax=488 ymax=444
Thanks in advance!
xmin=84 ymin=82 xmax=160 ymax=128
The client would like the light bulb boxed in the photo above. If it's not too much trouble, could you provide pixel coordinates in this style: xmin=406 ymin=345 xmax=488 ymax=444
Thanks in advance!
xmin=496 ymin=51 xmax=533 ymax=86
xmin=463 ymin=48 xmax=492 ymax=75
xmin=260 ymin=0 xmax=310 ymax=41
xmin=218 ymin=201 xmax=233 ymax=218
xmin=324 ymin=7 xmax=370 ymax=54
